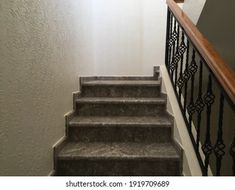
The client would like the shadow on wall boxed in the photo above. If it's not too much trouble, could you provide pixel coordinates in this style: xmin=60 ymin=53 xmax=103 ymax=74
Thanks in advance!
xmin=197 ymin=0 xmax=235 ymax=69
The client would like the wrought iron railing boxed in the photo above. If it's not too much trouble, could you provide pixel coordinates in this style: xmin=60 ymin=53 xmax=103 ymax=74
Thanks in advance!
xmin=165 ymin=0 xmax=235 ymax=176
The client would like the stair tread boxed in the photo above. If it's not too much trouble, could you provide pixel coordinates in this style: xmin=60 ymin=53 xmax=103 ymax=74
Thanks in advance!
xmin=69 ymin=115 xmax=172 ymax=126
xmin=76 ymin=97 xmax=166 ymax=104
xmin=82 ymin=80 xmax=161 ymax=86
xmin=81 ymin=76 xmax=158 ymax=81
xmin=58 ymin=142 xmax=180 ymax=160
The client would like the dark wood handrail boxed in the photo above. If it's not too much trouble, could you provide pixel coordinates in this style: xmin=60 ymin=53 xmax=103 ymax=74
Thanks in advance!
xmin=174 ymin=0 xmax=184 ymax=3
xmin=167 ymin=0 xmax=235 ymax=104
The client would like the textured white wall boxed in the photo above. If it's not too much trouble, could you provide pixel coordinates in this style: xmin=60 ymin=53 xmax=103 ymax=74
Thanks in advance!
xmin=92 ymin=0 xmax=143 ymax=75
xmin=183 ymin=0 xmax=207 ymax=24
xmin=142 ymin=0 xmax=167 ymax=75
xmin=92 ymin=0 xmax=167 ymax=75
xmin=0 ymin=0 xmax=94 ymax=175
xmin=0 ymin=0 xmax=167 ymax=175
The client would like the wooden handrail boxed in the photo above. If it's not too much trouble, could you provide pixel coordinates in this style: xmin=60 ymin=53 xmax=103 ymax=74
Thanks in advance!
xmin=174 ymin=0 xmax=184 ymax=3
xmin=167 ymin=0 xmax=235 ymax=104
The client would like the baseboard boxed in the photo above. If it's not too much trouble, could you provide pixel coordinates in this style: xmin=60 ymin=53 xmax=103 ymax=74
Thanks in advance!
xmin=52 ymin=90 xmax=81 ymax=175
xmin=53 ymin=135 xmax=67 ymax=174
xmin=160 ymin=65 xmax=202 ymax=176
xmin=48 ymin=170 xmax=55 ymax=176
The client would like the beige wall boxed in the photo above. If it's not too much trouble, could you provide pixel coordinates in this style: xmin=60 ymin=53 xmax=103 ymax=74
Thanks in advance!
xmin=0 ymin=0 xmax=94 ymax=175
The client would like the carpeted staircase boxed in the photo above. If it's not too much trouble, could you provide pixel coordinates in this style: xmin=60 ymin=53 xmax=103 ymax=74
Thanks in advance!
xmin=54 ymin=67 xmax=182 ymax=176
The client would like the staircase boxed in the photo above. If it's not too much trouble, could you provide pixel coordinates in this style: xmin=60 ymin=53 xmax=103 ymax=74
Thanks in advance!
xmin=54 ymin=67 xmax=182 ymax=176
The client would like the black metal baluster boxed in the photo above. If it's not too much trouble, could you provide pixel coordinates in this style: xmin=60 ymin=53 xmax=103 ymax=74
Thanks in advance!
xmin=230 ymin=135 xmax=235 ymax=175
xmin=165 ymin=8 xmax=170 ymax=67
xmin=187 ymin=49 xmax=198 ymax=131
xmin=176 ymin=23 xmax=180 ymax=53
xmin=202 ymin=74 xmax=215 ymax=176
xmin=183 ymin=39 xmax=190 ymax=114
xmin=195 ymin=60 xmax=205 ymax=151
xmin=169 ymin=11 xmax=173 ymax=67
xmin=165 ymin=9 xmax=172 ymax=69
xmin=170 ymin=18 xmax=177 ymax=80
xmin=177 ymin=32 xmax=186 ymax=100
xmin=214 ymin=92 xmax=225 ymax=176
xmin=174 ymin=24 xmax=180 ymax=90
xmin=169 ymin=13 xmax=174 ymax=71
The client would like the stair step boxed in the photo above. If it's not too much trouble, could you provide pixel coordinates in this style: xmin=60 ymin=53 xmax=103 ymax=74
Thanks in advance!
xmin=68 ymin=115 xmax=173 ymax=142
xmin=76 ymin=97 xmax=167 ymax=116
xmin=81 ymin=76 xmax=158 ymax=82
xmin=82 ymin=80 xmax=161 ymax=86
xmin=69 ymin=115 xmax=172 ymax=126
xmin=76 ymin=97 xmax=166 ymax=104
xmin=81 ymin=80 xmax=161 ymax=98
xmin=56 ymin=142 xmax=181 ymax=176
xmin=58 ymin=142 xmax=180 ymax=159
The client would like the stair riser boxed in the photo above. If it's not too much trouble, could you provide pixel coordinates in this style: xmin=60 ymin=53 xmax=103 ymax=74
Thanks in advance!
xmin=81 ymin=86 xmax=161 ymax=98
xmin=68 ymin=125 xmax=172 ymax=143
xmin=80 ymin=76 xmax=159 ymax=82
xmin=76 ymin=103 xmax=166 ymax=116
xmin=56 ymin=159 xmax=181 ymax=176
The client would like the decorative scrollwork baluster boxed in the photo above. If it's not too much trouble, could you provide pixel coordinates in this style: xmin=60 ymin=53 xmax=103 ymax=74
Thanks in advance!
xmin=230 ymin=136 xmax=235 ymax=176
xmin=169 ymin=18 xmax=178 ymax=80
xmin=187 ymin=49 xmax=198 ymax=131
xmin=166 ymin=9 xmax=173 ymax=69
xmin=183 ymin=39 xmax=190 ymax=114
xmin=169 ymin=30 xmax=187 ymax=91
xmin=202 ymin=74 xmax=215 ymax=176
xmin=195 ymin=61 xmax=205 ymax=151
xmin=174 ymin=24 xmax=180 ymax=90
xmin=177 ymin=32 xmax=186 ymax=100
xmin=214 ymin=92 xmax=225 ymax=176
